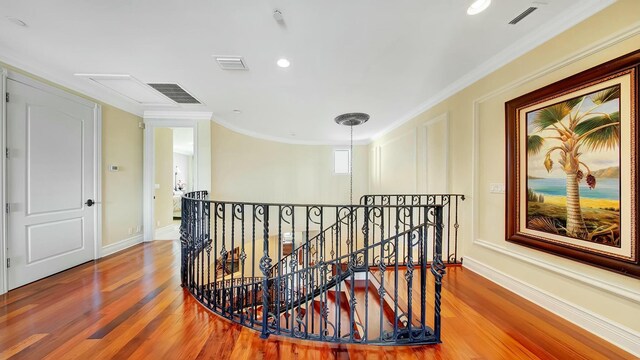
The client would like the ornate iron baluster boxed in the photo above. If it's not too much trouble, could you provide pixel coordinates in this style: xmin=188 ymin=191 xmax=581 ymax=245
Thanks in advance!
xmin=258 ymin=205 xmax=271 ymax=339
xmin=431 ymin=206 xmax=445 ymax=342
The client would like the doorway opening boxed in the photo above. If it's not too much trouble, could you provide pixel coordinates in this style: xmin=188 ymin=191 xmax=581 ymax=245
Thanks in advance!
xmin=142 ymin=114 xmax=211 ymax=243
xmin=153 ymin=127 xmax=195 ymax=240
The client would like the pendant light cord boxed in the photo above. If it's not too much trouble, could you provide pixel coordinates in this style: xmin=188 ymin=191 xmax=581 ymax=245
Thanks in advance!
xmin=350 ymin=124 xmax=353 ymax=206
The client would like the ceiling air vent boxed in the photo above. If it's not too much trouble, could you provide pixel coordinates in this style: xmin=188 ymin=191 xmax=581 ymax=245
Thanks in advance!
xmin=509 ymin=7 xmax=537 ymax=25
xmin=147 ymin=83 xmax=201 ymax=104
xmin=213 ymin=56 xmax=249 ymax=70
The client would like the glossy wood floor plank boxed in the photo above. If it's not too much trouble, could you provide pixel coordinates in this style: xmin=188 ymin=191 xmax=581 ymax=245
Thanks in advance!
xmin=0 ymin=241 xmax=634 ymax=360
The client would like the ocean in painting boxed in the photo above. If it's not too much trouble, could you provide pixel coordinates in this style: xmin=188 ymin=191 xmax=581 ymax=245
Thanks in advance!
xmin=528 ymin=178 xmax=619 ymax=200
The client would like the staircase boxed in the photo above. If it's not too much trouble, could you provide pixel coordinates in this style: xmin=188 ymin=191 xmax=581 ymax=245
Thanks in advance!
xmin=180 ymin=192 xmax=460 ymax=345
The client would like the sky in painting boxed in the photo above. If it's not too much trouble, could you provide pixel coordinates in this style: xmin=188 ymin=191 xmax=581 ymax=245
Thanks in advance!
xmin=527 ymin=89 xmax=620 ymax=179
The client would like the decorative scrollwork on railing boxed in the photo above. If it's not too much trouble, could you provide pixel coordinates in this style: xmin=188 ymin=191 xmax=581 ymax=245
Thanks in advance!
xmin=232 ymin=203 xmax=244 ymax=221
xmin=338 ymin=206 xmax=353 ymax=226
xmin=215 ymin=203 xmax=225 ymax=220
xmin=307 ymin=206 xmax=323 ymax=225
xmin=253 ymin=204 xmax=264 ymax=223
xmin=280 ymin=205 xmax=294 ymax=225
xmin=181 ymin=192 xmax=458 ymax=346
xmin=410 ymin=227 xmax=422 ymax=247
xmin=373 ymin=239 xmax=396 ymax=264
xmin=366 ymin=206 xmax=383 ymax=229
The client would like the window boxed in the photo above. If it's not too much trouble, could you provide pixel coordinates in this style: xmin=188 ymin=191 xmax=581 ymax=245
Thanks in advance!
xmin=334 ymin=149 xmax=350 ymax=174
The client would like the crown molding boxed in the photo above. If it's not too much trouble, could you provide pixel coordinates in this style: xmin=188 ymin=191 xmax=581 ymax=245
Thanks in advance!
xmin=0 ymin=46 xmax=144 ymax=117
xmin=370 ymin=0 xmax=616 ymax=141
xmin=212 ymin=115 xmax=371 ymax=146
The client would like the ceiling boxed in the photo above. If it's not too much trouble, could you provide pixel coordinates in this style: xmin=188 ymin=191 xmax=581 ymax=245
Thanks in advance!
xmin=0 ymin=0 xmax=613 ymax=144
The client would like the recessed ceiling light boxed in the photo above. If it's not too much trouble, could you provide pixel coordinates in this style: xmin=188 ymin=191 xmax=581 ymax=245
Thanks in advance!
xmin=5 ymin=16 xmax=27 ymax=27
xmin=233 ymin=109 xmax=242 ymax=114
xmin=467 ymin=0 xmax=491 ymax=15
xmin=277 ymin=58 xmax=291 ymax=68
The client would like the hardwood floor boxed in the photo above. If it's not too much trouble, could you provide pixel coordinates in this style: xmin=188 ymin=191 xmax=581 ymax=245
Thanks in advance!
xmin=0 ymin=241 xmax=634 ymax=360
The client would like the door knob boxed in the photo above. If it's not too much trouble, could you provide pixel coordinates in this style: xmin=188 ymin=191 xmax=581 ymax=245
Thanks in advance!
xmin=85 ymin=199 xmax=95 ymax=207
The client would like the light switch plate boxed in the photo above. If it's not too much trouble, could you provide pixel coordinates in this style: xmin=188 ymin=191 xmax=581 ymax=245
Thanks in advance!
xmin=490 ymin=183 xmax=506 ymax=194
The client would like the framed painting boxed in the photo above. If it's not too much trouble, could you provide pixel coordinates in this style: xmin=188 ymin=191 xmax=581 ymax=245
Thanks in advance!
xmin=506 ymin=50 xmax=640 ymax=278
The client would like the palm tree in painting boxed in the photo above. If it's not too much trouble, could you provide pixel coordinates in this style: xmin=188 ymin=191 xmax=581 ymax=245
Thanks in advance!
xmin=527 ymin=86 xmax=620 ymax=239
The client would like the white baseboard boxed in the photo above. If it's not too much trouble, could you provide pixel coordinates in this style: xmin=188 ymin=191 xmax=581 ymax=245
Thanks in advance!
xmin=463 ymin=256 xmax=640 ymax=357
xmin=154 ymin=224 xmax=180 ymax=240
xmin=473 ymin=239 xmax=640 ymax=304
xmin=101 ymin=235 xmax=143 ymax=258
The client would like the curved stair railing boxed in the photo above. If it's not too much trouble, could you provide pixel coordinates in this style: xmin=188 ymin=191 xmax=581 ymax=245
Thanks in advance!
xmin=271 ymin=193 xmax=465 ymax=286
xmin=180 ymin=191 xmax=453 ymax=345
xmin=360 ymin=194 xmax=465 ymax=264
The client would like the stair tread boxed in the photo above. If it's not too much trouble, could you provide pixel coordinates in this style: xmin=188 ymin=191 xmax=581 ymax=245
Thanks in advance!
xmin=370 ymin=268 xmax=428 ymax=328
xmin=344 ymin=276 xmax=395 ymax=341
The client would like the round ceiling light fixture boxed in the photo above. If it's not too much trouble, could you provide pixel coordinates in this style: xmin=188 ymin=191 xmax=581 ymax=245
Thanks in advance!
xmin=277 ymin=58 xmax=291 ymax=68
xmin=467 ymin=0 xmax=491 ymax=15
xmin=334 ymin=112 xmax=370 ymax=127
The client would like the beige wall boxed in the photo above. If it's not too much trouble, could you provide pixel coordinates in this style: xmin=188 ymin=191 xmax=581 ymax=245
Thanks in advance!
xmin=154 ymin=128 xmax=174 ymax=229
xmin=370 ymin=112 xmax=450 ymax=194
xmin=211 ymin=122 xmax=369 ymax=205
xmin=102 ymin=106 xmax=144 ymax=245
xmin=1 ymin=61 xmax=145 ymax=248
xmin=370 ymin=0 xmax=640 ymax=336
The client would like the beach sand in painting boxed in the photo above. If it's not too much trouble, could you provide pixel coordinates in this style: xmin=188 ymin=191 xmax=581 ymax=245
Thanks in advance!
xmin=528 ymin=196 xmax=620 ymax=246
xmin=542 ymin=195 xmax=619 ymax=211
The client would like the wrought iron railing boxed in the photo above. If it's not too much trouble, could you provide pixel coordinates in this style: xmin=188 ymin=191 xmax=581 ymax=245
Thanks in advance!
xmin=180 ymin=191 xmax=452 ymax=345
xmin=270 ymin=194 xmax=464 ymax=279
xmin=360 ymin=194 xmax=465 ymax=264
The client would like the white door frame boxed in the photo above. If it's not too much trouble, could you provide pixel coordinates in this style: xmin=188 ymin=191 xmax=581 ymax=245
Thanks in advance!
xmin=143 ymin=114 xmax=210 ymax=242
xmin=0 ymin=68 xmax=102 ymax=295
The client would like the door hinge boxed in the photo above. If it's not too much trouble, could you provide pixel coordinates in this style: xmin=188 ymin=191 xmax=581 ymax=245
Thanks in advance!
xmin=5 ymin=92 xmax=9 ymax=103
xmin=6 ymin=258 xmax=10 ymax=269
xmin=5 ymin=203 xmax=9 ymax=213
xmin=5 ymin=148 xmax=8 ymax=159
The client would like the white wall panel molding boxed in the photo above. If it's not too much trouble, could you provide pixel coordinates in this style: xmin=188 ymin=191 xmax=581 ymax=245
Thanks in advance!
xmin=378 ymin=129 xmax=418 ymax=193
xmin=420 ymin=112 xmax=449 ymax=193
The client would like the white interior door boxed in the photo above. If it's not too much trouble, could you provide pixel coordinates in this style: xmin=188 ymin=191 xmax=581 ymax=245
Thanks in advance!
xmin=6 ymin=77 xmax=96 ymax=290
